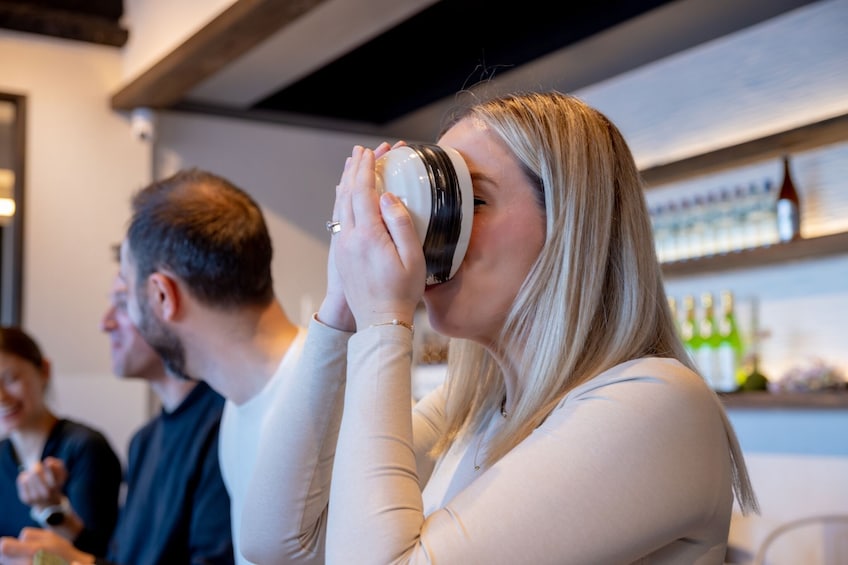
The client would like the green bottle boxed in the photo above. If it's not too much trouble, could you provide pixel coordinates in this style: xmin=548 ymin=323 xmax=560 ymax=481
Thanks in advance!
xmin=667 ymin=296 xmax=680 ymax=336
xmin=696 ymin=292 xmax=721 ymax=390
xmin=715 ymin=290 xmax=742 ymax=393
xmin=680 ymin=295 xmax=702 ymax=369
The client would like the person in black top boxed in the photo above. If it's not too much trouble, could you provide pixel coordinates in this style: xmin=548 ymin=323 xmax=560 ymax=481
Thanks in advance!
xmin=108 ymin=380 xmax=232 ymax=565
xmin=0 ymin=274 xmax=234 ymax=565
xmin=0 ymin=326 xmax=122 ymax=555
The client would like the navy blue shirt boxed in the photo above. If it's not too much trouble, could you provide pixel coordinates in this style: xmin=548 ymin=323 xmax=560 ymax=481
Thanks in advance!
xmin=0 ymin=419 xmax=122 ymax=554
xmin=106 ymin=381 xmax=234 ymax=565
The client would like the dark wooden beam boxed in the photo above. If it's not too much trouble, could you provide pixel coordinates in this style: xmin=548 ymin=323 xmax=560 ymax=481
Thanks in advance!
xmin=641 ymin=112 xmax=848 ymax=188
xmin=111 ymin=0 xmax=329 ymax=111
xmin=661 ymin=231 xmax=848 ymax=278
xmin=26 ymin=0 xmax=124 ymax=21
xmin=0 ymin=1 xmax=127 ymax=46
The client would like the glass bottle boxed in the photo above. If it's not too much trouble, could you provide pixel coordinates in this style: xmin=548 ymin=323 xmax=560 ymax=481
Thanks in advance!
xmin=677 ymin=199 xmax=695 ymax=260
xmin=680 ymin=295 xmax=701 ymax=366
xmin=776 ymin=155 xmax=801 ymax=242
xmin=697 ymin=292 xmax=721 ymax=390
xmin=690 ymin=194 xmax=710 ymax=257
xmin=667 ymin=295 xmax=680 ymax=336
xmin=741 ymin=182 xmax=762 ymax=250
xmin=756 ymin=179 xmax=778 ymax=247
xmin=712 ymin=189 xmax=733 ymax=255
xmin=652 ymin=204 xmax=672 ymax=263
xmin=715 ymin=290 xmax=742 ymax=393
xmin=665 ymin=201 xmax=682 ymax=262
xmin=740 ymin=296 xmax=769 ymax=391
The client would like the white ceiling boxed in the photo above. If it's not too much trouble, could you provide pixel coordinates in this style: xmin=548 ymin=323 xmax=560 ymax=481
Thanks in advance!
xmin=130 ymin=0 xmax=822 ymax=141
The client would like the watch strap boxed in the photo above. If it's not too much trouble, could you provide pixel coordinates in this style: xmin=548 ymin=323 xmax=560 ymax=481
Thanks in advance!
xmin=30 ymin=496 xmax=71 ymax=527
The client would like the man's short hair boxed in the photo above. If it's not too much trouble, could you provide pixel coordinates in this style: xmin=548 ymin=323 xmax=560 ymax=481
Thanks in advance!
xmin=126 ymin=168 xmax=274 ymax=308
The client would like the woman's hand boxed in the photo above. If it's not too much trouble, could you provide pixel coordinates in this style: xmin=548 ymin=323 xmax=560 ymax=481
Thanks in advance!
xmin=329 ymin=143 xmax=425 ymax=330
xmin=0 ymin=528 xmax=94 ymax=565
xmin=317 ymin=141 xmax=417 ymax=331
xmin=16 ymin=458 xmax=67 ymax=510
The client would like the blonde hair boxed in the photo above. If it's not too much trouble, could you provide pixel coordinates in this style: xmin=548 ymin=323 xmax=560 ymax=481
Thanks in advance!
xmin=434 ymin=91 xmax=758 ymax=514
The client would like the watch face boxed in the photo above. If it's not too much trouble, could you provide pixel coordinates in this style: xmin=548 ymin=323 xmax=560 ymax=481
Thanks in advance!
xmin=45 ymin=510 xmax=65 ymax=526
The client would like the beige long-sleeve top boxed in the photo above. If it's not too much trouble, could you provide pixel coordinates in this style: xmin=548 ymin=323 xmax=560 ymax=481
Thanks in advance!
xmin=241 ymin=318 xmax=736 ymax=565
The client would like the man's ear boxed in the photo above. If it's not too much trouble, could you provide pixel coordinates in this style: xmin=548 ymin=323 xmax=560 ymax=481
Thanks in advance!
xmin=147 ymin=272 xmax=181 ymax=321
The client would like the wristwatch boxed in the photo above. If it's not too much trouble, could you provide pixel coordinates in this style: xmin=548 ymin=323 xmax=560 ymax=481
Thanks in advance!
xmin=30 ymin=496 xmax=71 ymax=527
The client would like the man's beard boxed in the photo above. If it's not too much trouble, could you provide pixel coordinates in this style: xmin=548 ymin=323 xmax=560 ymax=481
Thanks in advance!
xmin=136 ymin=297 xmax=193 ymax=381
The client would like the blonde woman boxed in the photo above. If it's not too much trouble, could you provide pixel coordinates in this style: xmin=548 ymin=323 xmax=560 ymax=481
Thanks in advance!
xmin=243 ymin=92 xmax=758 ymax=564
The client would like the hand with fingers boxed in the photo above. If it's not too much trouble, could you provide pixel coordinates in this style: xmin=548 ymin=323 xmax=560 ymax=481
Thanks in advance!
xmin=317 ymin=141 xmax=419 ymax=332
xmin=327 ymin=142 xmax=424 ymax=333
xmin=0 ymin=527 xmax=94 ymax=565
xmin=16 ymin=457 xmax=68 ymax=511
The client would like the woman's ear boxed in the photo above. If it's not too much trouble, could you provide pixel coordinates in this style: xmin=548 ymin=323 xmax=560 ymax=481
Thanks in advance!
xmin=147 ymin=272 xmax=181 ymax=321
xmin=40 ymin=357 xmax=52 ymax=386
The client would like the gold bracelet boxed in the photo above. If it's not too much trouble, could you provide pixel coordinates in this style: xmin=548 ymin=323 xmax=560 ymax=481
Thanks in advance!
xmin=369 ymin=319 xmax=414 ymax=333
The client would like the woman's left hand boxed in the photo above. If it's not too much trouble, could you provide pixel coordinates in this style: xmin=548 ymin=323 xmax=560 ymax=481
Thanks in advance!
xmin=332 ymin=145 xmax=425 ymax=330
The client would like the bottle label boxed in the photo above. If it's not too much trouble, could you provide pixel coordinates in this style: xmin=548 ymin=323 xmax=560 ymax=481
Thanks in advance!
xmin=696 ymin=347 xmax=717 ymax=389
xmin=776 ymin=199 xmax=799 ymax=242
xmin=716 ymin=345 xmax=739 ymax=392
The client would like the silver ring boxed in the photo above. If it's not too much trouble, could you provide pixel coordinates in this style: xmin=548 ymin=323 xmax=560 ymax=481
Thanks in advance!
xmin=325 ymin=220 xmax=341 ymax=234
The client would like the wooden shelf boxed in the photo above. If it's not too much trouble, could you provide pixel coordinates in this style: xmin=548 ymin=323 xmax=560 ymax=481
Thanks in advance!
xmin=661 ymin=231 xmax=848 ymax=277
xmin=640 ymin=112 xmax=848 ymax=188
xmin=647 ymin=114 xmax=848 ymax=412
xmin=639 ymin=111 xmax=848 ymax=278
xmin=720 ymin=390 xmax=848 ymax=410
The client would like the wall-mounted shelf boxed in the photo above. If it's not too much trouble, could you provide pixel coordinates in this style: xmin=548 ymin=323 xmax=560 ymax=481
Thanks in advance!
xmin=639 ymin=111 xmax=848 ymax=279
xmin=660 ymin=231 xmax=848 ymax=277
xmin=720 ymin=390 xmax=848 ymax=410
xmin=639 ymin=111 xmax=848 ymax=188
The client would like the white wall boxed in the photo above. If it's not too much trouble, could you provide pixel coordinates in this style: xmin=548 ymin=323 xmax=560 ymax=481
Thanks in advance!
xmin=0 ymin=29 xmax=152 ymax=464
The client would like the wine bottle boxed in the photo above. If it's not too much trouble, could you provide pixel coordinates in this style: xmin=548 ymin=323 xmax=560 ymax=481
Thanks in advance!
xmin=740 ymin=296 xmax=769 ymax=391
xmin=697 ymin=292 xmax=721 ymax=390
xmin=680 ymin=295 xmax=702 ymax=365
xmin=652 ymin=204 xmax=673 ymax=263
xmin=776 ymin=155 xmax=801 ymax=242
xmin=667 ymin=296 xmax=680 ymax=336
xmin=715 ymin=290 xmax=742 ymax=393
xmin=756 ymin=179 xmax=778 ymax=247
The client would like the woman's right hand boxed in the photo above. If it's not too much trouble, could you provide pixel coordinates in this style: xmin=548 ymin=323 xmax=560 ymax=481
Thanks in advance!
xmin=329 ymin=143 xmax=424 ymax=331
xmin=317 ymin=141 xmax=403 ymax=331
xmin=16 ymin=457 xmax=67 ymax=510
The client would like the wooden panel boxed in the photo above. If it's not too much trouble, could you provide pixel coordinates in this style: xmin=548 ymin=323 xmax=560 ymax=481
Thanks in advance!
xmin=721 ymin=390 xmax=848 ymax=410
xmin=661 ymin=231 xmax=848 ymax=277
xmin=111 ymin=0 xmax=329 ymax=110
xmin=641 ymin=112 xmax=848 ymax=187
xmin=0 ymin=0 xmax=127 ymax=46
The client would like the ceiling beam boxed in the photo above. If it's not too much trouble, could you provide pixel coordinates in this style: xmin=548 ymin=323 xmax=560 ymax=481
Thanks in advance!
xmin=111 ymin=0 xmax=329 ymax=111
xmin=0 ymin=0 xmax=127 ymax=46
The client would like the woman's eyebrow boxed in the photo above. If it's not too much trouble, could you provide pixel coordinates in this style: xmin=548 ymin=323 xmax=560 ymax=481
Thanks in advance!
xmin=469 ymin=171 xmax=494 ymax=185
